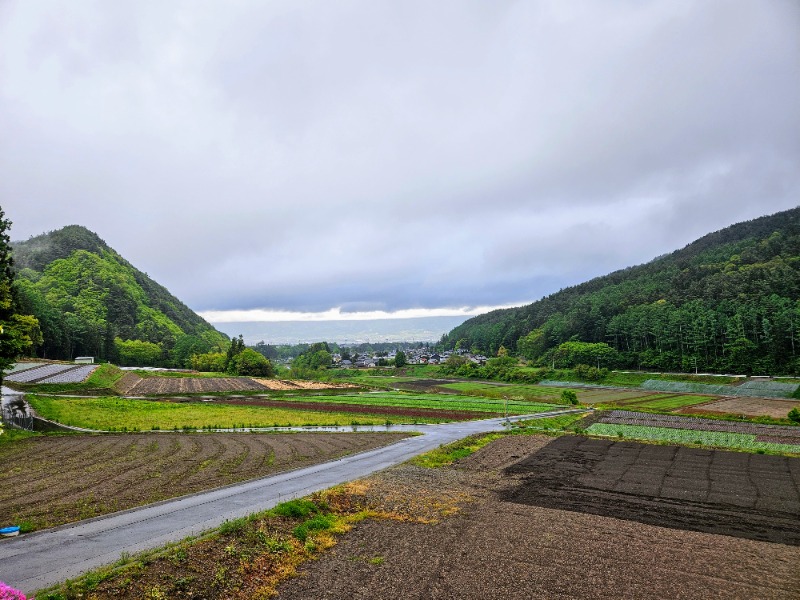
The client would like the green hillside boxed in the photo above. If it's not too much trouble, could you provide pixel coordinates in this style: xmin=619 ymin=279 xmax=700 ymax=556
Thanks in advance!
xmin=442 ymin=207 xmax=800 ymax=375
xmin=12 ymin=225 xmax=228 ymax=366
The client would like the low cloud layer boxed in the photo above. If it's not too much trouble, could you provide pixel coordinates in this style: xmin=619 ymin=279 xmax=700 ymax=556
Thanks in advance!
xmin=2 ymin=1 xmax=798 ymax=320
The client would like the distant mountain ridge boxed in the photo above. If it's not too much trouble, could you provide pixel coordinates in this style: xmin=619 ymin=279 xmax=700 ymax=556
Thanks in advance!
xmin=442 ymin=207 xmax=800 ymax=375
xmin=12 ymin=225 xmax=228 ymax=365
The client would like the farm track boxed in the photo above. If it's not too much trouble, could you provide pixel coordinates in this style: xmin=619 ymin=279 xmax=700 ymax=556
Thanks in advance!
xmin=0 ymin=432 xmax=409 ymax=531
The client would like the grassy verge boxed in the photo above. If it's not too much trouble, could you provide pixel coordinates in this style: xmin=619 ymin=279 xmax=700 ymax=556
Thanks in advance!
xmin=409 ymin=433 xmax=506 ymax=468
xmin=0 ymin=427 xmax=39 ymax=447
xmin=510 ymin=412 xmax=588 ymax=433
xmin=27 ymin=396 xmax=442 ymax=431
xmin=35 ymin=477 xmax=458 ymax=600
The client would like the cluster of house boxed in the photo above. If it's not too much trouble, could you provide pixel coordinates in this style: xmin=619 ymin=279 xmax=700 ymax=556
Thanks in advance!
xmin=331 ymin=348 xmax=489 ymax=368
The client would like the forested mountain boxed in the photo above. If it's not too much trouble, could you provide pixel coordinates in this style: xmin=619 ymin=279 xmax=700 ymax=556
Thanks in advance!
xmin=12 ymin=225 xmax=228 ymax=366
xmin=442 ymin=207 xmax=800 ymax=375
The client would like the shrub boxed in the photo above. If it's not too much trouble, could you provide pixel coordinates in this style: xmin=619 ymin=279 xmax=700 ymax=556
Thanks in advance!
xmin=788 ymin=407 xmax=800 ymax=424
xmin=0 ymin=582 xmax=27 ymax=600
xmin=560 ymin=390 xmax=578 ymax=405
xmin=573 ymin=364 xmax=608 ymax=382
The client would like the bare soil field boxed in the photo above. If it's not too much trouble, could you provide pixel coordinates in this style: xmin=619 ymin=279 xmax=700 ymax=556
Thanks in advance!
xmin=503 ymin=436 xmax=800 ymax=544
xmin=0 ymin=432 xmax=408 ymax=531
xmin=116 ymin=373 xmax=270 ymax=395
xmin=681 ymin=396 xmax=800 ymax=418
xmin=182 ymin=396 xmax=492 ymax=421
xmin=276 ymin=436 xmax=800 ymax=599
xmin=253 ymin=379 xmax=359 ymax=391
xmin=47 ymin=435 xmax=799 ymax=599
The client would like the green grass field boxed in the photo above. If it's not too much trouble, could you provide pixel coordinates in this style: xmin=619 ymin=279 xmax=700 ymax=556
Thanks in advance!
xmin=276 ymin=391 xmax=559 ymax=414
xmin=27 ymin=396 xmax=435 ymax=431
xmin=335 ymin=374 xmax=717 ymax=413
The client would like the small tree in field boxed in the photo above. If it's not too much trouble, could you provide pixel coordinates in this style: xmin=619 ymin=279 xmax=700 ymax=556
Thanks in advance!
xmin=789 ymin=407 xmax=800 ymax=424
xmin=561 ymin=389 xmax=579 ymax=405
xmin=394 ymin=350 xmax=406 ymax=368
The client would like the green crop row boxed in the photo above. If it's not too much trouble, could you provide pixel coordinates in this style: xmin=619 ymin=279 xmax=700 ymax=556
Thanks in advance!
xmin=586 ymin=423 xmax=800 ymax=453
xmin=279 ymin=392 xmax=557 ymax=414
xmin=27 ymin=395 xmax=442 ymax=431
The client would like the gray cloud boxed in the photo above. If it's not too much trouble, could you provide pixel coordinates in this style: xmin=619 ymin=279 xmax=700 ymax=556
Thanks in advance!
xmin=1 ymin=0 xmax=798 ymax=317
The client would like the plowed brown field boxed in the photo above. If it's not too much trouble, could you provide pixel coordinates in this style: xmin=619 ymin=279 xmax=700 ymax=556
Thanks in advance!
xmin=0 ymin=432 xmax=408 ymax=531
xmin=681 ymin=396 xmax=800 ymax=418
xmin=276 ymin=436 xmax=800 ymax=599
xmin=117 ymin=375 xmax=269 ymax=395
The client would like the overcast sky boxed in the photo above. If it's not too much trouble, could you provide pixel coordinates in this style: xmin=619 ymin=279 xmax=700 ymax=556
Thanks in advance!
xmin=1 ymin=1 xmax=798 ymax=323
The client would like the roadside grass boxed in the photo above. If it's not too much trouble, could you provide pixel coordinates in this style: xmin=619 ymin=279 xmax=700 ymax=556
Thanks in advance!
xmin=0 ymin=427 xmax=39 ymax=447
xmin=511 ymin=412 xmax=588 ymax=433
xmin=34 ymin=481 xmax=443 ymax=600
xmin=410 ymin=433 xmax=506 ymax=468
xmin=26 ymin=396 xmax=440 ymax=431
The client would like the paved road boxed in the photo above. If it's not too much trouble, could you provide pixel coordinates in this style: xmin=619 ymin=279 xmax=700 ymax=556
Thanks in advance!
xmin=0 ymin=410 xmax=580 ymax=594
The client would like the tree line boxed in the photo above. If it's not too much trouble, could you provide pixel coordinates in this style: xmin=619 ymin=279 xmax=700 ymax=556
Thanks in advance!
xmin=442 ymin=208 xmax=800 ymax=375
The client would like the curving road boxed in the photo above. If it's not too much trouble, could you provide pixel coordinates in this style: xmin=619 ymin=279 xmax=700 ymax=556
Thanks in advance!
xmin=0 ymin=410 xmax=581 ymax=594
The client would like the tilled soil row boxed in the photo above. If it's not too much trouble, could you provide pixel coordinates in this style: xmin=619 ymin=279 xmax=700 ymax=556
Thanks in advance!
xmin=503 ymin=435 xmax=800 ymax=545
xmin=276 ymin=436 xmax=800 ymax=599
xmin=126 ymin=376 xmax=269 ymax=395
xmin=0 ymin=432 xmax=409 ymax=531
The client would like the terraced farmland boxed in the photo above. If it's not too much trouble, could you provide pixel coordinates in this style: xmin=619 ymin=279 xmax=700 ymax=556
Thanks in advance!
xmin=6 ymin=363 xmax=98 ymax=384
xmin=26 ymin=395 xmax=431 ymax=431
xmin=273 ymin=392 xmax=559 ymax=415
xmin=587 ymin=410 xmax=800 ymax=453
xmin=117 ymin=373 xmax=269 ymax=395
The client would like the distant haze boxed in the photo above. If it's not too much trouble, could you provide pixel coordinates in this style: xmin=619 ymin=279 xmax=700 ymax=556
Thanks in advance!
xmin=212 ymin=316 xmax=470 ymax=346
